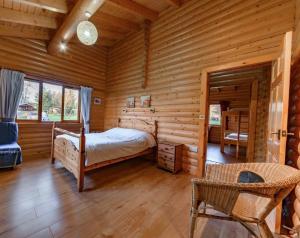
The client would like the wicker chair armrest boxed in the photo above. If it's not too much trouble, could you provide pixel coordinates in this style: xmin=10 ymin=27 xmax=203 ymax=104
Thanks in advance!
xmin=192 ymin=178 xmax=278 ymax=197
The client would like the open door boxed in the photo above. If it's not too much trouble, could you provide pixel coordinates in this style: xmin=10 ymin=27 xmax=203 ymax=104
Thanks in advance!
xmin=267 ymin=31 xmax=293 ymax=233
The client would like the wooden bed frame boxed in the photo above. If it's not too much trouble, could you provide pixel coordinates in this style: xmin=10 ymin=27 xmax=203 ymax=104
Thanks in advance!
xmin=220 ymin=110 xmax=249 ymax=159
xmin=51 ymin=118 xmax=158 ymax=192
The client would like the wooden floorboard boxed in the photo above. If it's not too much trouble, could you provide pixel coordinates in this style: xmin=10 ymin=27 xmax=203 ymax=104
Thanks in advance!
xmin=206 ymin=143 xmax=247 ymax=164
xmin=0 ymin=157 xmax=250 ymax=238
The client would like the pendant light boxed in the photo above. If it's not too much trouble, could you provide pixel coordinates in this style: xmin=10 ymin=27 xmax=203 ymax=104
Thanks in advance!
xmin=76 ymin=11 xmax=98 ymax=46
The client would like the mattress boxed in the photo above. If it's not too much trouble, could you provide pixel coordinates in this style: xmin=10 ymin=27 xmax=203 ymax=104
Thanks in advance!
xmin=56 ymin=127 xmax=157 ymax=166
xmin=225 ymin=133 xmax=248 ymax=141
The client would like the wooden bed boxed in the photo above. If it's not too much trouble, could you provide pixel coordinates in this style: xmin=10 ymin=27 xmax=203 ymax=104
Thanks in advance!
xmin=51 ymin=118 xmax=158 ymax=192
xmin=220 ymin=110 xmax=249 ymax=159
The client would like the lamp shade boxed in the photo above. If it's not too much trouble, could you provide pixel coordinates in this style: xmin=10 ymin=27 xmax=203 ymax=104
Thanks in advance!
xmin=76 ymin=21 xmax=98 ymax=45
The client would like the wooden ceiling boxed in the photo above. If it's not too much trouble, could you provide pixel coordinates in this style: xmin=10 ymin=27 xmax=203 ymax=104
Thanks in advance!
xmin=209 ymin=64 xmax=272 ymax=89
xmin=0 ymin=0 xmax=184 ymax=51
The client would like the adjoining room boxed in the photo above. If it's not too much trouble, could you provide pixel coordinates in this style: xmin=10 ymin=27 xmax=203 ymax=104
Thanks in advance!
xmin=206 ymin=64 xmax=271 ymax=165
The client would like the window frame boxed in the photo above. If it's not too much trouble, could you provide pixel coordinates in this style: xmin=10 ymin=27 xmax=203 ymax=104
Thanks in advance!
xmin=17 ymin=76 xmax=81 ymax=123
xmin=208 ymin=104 xmax=222 ymax=126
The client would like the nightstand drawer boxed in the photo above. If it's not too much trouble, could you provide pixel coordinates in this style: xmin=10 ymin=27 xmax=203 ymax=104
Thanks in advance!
xmin=158 ymin=151 xmax=175 ymax=162
xmin=158 ymin=144 xmax=175 ymax=154
xmin=158 ymin=159 xmax=174 ymax=171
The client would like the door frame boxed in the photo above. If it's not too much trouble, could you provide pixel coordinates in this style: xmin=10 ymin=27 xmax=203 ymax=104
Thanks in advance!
xmin=197 ymin=53 xmax=278 ymax=177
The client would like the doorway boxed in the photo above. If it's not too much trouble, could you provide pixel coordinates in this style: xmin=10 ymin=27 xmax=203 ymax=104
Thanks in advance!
xmin=197 ymin=32 xmax=293 ymax=234
xmin=205 ymin=65 xmax=272 ymax=165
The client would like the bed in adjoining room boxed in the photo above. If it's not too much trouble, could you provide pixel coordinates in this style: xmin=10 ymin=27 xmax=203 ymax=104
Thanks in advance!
xmin=51 ymin=118 xmax=158 ymax=192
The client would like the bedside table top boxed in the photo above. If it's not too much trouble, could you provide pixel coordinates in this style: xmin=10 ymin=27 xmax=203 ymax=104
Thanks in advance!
xmin=159 ymin=141 xmax=183 ymax=147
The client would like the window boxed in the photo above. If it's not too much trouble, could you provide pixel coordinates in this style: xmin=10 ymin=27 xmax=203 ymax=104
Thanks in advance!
xmin=64 ymin=88 xmax=79 ymax=121
xmin=17 ymin=80 xmax=40 ymax=120
xmin=209 ymin=104 xmax=221 ymax=126
xmin=17 ymin=78 xmax=80 ymax=122
xmin=42 ymin=83 xmax=63 ymax=121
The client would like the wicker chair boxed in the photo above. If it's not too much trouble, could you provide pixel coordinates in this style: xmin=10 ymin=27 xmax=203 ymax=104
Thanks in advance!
xmin=189 ymin=163 xmax=300 ymax=238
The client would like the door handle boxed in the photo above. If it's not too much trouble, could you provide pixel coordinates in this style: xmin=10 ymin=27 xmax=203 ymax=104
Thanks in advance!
xmin=271 ymin=130 xmax=294 ymax=139
xmin=271 ymin=129 xmax=281 ymax=140
xmin=281 ymin=130 xmax=294 ymax=137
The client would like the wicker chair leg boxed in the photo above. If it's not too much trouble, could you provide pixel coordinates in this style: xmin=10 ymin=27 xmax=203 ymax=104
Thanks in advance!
xmin=189 ymin=208 xmax=198 ymax=238
xmin=257 ymin=220 xmax=273 ymax=238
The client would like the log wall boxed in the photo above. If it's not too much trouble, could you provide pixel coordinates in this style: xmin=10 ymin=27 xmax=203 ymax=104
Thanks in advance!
xmin=293 ymin=0 xmax=300 ymax=59
xmin=0 ymin=37 xmax=108 ymax=159
xmin=104 ymin=0 xmax=294 ymax=173
xmin=286 ymin=58 xmax=300 ymax=229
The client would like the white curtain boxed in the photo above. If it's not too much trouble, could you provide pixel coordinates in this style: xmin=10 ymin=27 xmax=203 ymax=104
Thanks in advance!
xmin=0 ymin=69 xmax=25 ymax=122
xmin=80 ymin=86 xmax=92 ymax=133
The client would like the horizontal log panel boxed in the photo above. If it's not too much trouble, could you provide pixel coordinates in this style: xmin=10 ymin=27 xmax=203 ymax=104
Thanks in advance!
xmin=289 ymin=114 xmax=300 ymax=127
xmin=289 ymin=126 xmax=300 ymax=138
xmin=104 ymin=0 xmax=289 ymax=174
xmin=288 ymin=39 xmax=300 ymax=228
xmin=0 ymin=37 xmax=107 ymax=91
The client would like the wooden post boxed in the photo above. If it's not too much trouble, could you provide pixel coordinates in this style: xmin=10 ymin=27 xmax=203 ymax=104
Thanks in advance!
xmin=78 ymin=127 xmax=86 ymax=192
xmin=142 ymin=20 xmax=151 ymax=89
xmin=220 ymin=112 xmax=225 ymax=153
xmin=247 ymin=79 xmax=258 ymax=162
xmin=50 ymin=122 xmax=56 ymax=164
xmin=236 ymin=112 xmax=241 ymax=159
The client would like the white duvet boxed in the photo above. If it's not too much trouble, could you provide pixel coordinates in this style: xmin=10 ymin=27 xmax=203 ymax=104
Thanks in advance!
xmin=56 ymin=127 xmax=156 ymax=166
xmin=225 ymin=133 xmax=248 ymax=141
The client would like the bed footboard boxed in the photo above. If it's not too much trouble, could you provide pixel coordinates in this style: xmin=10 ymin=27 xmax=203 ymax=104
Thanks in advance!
xmin=51 ymin=123 xmax=86 ymax=192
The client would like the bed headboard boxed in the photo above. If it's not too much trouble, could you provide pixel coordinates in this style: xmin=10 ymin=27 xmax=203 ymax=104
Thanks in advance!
xmin=117 ymin=118 xmax=158 ymax=139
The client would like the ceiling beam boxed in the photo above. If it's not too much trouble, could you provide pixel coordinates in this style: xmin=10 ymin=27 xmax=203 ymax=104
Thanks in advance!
xmin=18 ymin=0 xmax=68 ymax=14
xmin=165 ymin=0 xmax=181 ymax=7
xmin=92 ymin=12 xmax=140 ymax=32
xmin=0 ymin=24 xmax=50 ymax=40
xmin=48 ymin=0 xmax=105 ymax=54
xmin=0 ymin=7 xmax=57 ymax=29
xmin=108 ymin=0 xmax=159 ymax=21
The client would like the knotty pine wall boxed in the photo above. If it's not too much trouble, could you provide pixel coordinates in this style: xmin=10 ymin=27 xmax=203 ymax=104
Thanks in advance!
xmin=0 ymin=37 xmax=108 ymax=159
xmin=104 ymin=0 xmax=294 ymax=174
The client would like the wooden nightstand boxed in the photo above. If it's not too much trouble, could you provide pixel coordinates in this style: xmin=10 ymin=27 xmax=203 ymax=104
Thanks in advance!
xmin=157 ymin=141 xmax=183 ymax=173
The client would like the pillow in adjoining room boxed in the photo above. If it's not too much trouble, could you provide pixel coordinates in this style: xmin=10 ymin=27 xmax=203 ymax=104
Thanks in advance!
xmin=238 ymin=171 xmax=264 ymax=183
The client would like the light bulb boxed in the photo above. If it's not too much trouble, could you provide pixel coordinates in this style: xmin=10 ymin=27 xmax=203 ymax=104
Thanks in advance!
xmin=85 ymin=11 xmax=92 ymax=18
xmin=59 ymin=42 xmax=67 ymax=51
xmin=84 ymin=30 xmax=91 ymax=37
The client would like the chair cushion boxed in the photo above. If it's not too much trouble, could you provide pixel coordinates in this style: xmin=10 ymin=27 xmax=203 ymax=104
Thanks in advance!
xmin=238 ymin=171 xmax=264 ymax=183
xmin=0 ymin=122 xmax=18 ymax=145
xmin=0 ymin=142 xmax=22 ymax=166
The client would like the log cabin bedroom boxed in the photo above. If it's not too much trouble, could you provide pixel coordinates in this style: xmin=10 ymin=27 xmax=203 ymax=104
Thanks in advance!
xmin=0 ymin=0 xmax=300 ymax=237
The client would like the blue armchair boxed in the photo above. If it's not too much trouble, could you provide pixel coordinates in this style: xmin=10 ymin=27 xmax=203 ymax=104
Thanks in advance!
xmin=0 ymin=122 xmax=22 ymax=168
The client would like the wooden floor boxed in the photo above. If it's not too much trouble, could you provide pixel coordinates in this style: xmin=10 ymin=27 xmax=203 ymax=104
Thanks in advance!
xmin=206 ymin=143 xmax=246 ymax=164
xmin=0 ymin=157 xmax=250 ymax=238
